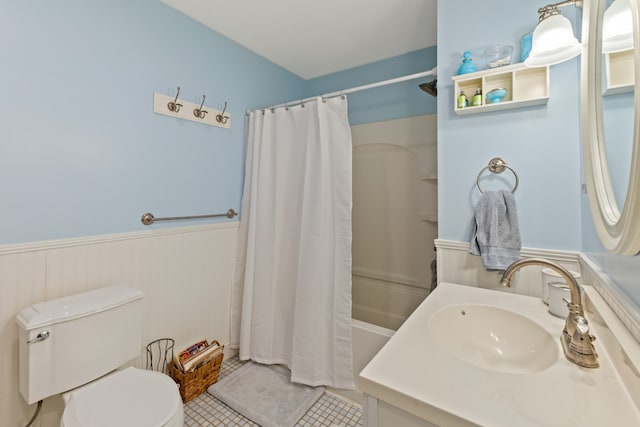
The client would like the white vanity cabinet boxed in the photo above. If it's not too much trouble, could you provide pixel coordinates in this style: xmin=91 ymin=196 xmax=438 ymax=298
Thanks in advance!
xmin=362 ymin=395 xmax=438 ymax=427
xmin=358 ymin=282 xmax=640 ymax=427
xmin=451 ymin=63 xmax=549 ymax=115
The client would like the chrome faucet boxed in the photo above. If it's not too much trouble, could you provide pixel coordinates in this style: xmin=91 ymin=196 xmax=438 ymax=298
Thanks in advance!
xmin=500 ymin=258 xmax=599 ymax=368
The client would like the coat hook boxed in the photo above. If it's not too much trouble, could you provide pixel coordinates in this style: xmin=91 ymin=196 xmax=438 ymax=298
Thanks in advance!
xmin=194 ymin=95 xmax=208 ymax=119
xmin=216 ymin=101 xmax=230 ymax=124
xmin=167 ymin=86 xmax=183 ymax=112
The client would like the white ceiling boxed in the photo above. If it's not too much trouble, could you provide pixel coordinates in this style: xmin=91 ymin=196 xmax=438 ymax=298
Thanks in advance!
xmin=160 ymin=0 xmax=437 ymax=80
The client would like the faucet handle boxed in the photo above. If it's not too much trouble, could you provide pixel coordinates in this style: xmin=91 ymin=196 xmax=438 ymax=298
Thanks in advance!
xmin=573 ymin=315 xmax=590 ymax=334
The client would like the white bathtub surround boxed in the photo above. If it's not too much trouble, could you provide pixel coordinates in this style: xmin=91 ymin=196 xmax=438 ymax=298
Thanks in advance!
xmin=360 ymin=283 xmax=640 ymax=426
xmin=352 ymin=273 xmax=428 ymax=331
xmin=232 ymin=97 xmax=354 ymax=389
xmin=351 ymin=115 xmax=437 ymax=331
xmin=1 ymin=223 xmax=238 ymax=427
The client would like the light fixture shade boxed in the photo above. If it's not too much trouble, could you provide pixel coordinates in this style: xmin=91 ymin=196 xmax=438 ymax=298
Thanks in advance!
xmin=525 ymin=13 xmax=582 ymax=67
xmin=603 ymin=0 xmax=633 ymax=53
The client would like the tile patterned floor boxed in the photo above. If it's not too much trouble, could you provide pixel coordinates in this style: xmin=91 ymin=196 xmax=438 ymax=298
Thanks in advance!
xmin=184 ymin=356 xmax=363 ymax=427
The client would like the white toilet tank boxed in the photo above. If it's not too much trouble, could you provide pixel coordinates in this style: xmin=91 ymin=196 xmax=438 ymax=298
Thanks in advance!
xmin=15 ymin=285 xmax=145 ymax=404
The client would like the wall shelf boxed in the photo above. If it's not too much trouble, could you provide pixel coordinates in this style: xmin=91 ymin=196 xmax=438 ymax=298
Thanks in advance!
xmin=451 ymin=63 xmax=549 ymax=115
xmin=603 ymin=49 xmax=634 ymax=96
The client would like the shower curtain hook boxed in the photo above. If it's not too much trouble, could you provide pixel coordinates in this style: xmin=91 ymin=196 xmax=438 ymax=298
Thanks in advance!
xmin=216 ymin=101 xmax=230 ymax=124
xmin=167 ymin=86 xmax=183 ymax=112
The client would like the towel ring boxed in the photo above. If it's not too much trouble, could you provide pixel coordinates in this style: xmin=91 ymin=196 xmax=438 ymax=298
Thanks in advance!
xmin=476 ymin=157 xmax=519 ymax=193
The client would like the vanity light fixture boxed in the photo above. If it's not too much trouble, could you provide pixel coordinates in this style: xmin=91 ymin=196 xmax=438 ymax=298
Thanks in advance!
xmin=603 ymin=0 xmax=633 ymax=53
xmin=525 ymin=0 xmax=583 ymax=67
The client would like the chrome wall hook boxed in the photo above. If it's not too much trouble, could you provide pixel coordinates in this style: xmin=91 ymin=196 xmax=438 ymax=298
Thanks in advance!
xmin=216 ymin=101 xmax=230 ymax=124
xmin=167 ymin=86 xmax=183 ymax=112
xmin=193 ymin=95 xmax=208 ymax=119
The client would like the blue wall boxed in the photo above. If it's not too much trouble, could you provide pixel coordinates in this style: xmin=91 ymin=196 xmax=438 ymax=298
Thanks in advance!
xmin=0 ymin=0 xmax=436 ymax=245
xmin=437 ymin=0 xmax=583 ymax=251
xmin=306 ymin=47 xmax=437 ymax=126
xmin=0 ymin=0 xmax=306 ymax=244
xmin=436 ymin=0 xmax=640 ymax=313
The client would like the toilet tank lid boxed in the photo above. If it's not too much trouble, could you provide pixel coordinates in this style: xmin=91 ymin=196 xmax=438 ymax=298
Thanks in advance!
xmin=15 ymin=285 xmax=144 ymax=330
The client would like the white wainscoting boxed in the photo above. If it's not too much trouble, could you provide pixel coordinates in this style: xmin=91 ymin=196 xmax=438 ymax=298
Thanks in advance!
xmin=0 ymin=223 xmax=238 ymax=427
xmin=435 ymin=239 xmax=582 ymax=298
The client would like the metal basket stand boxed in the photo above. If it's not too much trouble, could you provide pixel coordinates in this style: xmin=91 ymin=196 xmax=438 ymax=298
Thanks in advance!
xmin=146 ymin=338 xmax=175 ymax=374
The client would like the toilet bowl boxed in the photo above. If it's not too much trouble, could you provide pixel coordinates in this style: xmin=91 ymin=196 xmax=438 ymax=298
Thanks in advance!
xmin=61 ymin=367 xmax=183 ymax=427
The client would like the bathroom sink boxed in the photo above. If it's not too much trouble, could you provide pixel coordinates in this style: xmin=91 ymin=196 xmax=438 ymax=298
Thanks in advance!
xmin=428 ymin=304 xmax=558 ymax=374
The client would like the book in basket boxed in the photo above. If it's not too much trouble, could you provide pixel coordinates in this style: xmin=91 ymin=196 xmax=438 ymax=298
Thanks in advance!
xmin=175 ymin=340 xmax=223 ymax=373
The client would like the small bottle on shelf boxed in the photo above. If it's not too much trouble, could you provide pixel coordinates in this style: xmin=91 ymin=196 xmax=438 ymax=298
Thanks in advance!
xmin=472 ymin=89 xmax=483 ymax=106
xmin=457 ymin=90 xmax=467 ymax=109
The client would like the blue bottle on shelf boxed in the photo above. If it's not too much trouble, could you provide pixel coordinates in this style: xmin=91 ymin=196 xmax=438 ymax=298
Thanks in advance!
xmin=457 ymin=51 xmax=477 ymax=75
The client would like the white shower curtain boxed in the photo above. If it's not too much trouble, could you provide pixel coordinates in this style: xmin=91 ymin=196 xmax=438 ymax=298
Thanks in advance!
xmin=231 ymin=96 xmax=354 ymax=389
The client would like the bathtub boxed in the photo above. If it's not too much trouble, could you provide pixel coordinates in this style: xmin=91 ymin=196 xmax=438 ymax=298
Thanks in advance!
xmin=327 ymin=319 xmax=395 ymax=404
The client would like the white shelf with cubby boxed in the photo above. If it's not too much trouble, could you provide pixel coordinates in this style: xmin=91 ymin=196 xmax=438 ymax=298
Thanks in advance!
xmin=603 ymin=49 xmax=634 ymax=95
xmin=451 ymin=63 xmax=549 ymax=115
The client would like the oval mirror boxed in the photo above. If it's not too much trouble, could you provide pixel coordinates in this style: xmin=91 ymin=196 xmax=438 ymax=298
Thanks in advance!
xmin=582 ymin=0 xmax=640 ymax=254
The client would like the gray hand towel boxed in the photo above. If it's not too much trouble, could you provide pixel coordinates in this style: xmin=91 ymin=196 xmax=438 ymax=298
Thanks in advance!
xmin=470 ymin=190 xmax=521 ymax=270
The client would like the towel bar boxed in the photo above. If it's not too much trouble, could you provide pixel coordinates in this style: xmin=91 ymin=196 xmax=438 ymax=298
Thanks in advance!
xmin=476 ymin=157 xmax=519 ymax=193
xmin=141 ymin=209 xmax=237 ymax=225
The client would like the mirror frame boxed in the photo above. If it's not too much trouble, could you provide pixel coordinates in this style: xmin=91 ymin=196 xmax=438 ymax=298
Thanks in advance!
xmin=582 ymin=0 xmax=640 ymax=254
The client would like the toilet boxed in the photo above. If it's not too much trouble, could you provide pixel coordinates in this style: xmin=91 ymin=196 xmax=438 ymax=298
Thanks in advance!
xmin=15 ymin=285 xmax=183 ymax=427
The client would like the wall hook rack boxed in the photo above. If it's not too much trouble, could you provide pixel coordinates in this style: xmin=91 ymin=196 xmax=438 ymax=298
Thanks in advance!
xmin=216 ymin=101 xmax=230 ymax=124
xmin=194 ymin=95 xmax=208 ymax=119
xmin=153 ymin=89 xmax=231 ymax=129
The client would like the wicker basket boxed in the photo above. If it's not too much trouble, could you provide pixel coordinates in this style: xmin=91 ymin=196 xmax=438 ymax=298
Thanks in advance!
xmin=167 ymin=342 xmax=224 ymax=403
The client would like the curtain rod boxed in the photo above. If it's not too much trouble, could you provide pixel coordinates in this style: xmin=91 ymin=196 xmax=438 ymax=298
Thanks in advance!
xmin=247 ymin=67 xmax=437 ymax=114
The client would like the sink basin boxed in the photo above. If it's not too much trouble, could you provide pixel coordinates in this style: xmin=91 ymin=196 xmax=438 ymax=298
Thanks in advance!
xmin=428 ymin=304 xmax=558 ymax=374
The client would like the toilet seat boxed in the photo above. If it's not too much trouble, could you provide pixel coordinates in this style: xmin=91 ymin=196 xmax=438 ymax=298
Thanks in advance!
xmin=61 ymin=367 xmax=183 ymax=427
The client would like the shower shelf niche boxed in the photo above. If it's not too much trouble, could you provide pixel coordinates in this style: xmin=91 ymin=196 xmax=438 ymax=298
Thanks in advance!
xmin=603 ymin=49 xmax=633 ymax=95
xmin=419 ymin=174 xmax=438 ymax=182
xmin=419 ymin=214 xmax=438 ymax=223
xmin=452 ymin=63 xmax=549 ymax=115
